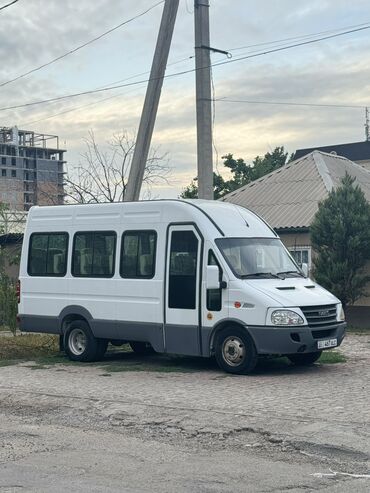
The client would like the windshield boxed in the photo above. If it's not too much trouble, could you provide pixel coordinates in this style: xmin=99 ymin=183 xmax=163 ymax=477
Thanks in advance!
xmin=216 ymin=238 xmax=302 ymax=279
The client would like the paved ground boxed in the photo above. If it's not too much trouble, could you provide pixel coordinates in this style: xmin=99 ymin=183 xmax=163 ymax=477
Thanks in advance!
xmin=0 ymin=333 xmax=369 ymax=492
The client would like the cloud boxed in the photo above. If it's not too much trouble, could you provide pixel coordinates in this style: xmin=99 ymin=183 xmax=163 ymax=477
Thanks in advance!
xmin=1 ymin=1 xmax=370 ymax=198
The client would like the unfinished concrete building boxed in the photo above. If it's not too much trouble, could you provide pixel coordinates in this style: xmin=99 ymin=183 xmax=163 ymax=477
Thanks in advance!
xmin=0 ymin=127 xmax=65 ymax=211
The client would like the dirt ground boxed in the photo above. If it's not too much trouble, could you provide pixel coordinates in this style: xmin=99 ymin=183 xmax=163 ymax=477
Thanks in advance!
xmin=0 ymin=332 xmax=369 ymax=492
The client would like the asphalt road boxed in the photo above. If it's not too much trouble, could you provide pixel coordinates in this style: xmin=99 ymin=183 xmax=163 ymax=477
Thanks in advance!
xmin=0 ymin=333 xmax=369 ymax=492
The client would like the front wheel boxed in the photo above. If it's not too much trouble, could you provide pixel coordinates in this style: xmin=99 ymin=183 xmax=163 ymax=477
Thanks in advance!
xmin=64 ymin=320 xmax=107 ymax=362
xmin=215 ymin=327 xmax=258 ymax=374
xmin=287 ymin=351 xmax=322 ymax=366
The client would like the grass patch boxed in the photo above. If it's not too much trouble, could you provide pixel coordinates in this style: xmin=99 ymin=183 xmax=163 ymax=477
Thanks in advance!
xmin=319 ymin=351 xmax=346 ymax=364
xmin=0 ymin=334 xmax=59 ymax=361
xmin=0 ymin=334 xmax=347 ymax=373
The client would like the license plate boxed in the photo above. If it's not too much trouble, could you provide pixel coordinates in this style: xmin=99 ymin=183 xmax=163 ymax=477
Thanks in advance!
xmin=318 ymin=338 xmax=337 ymax=349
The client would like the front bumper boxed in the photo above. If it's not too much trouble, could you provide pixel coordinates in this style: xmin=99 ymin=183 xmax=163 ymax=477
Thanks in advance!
xmin=248 ymin=322 xmax=347 ymax=355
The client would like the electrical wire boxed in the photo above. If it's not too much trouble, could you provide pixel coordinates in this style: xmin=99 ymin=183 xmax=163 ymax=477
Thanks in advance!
xmin=0 ymin=0 xmax=164 ymax=89
xmin=20 ymin=56 xmax=195 ymax=126
xmin=212 ymin=98 xmax=367 ymax=109
xmin=0 ymin=0 xmax=18 ymax=12
xmin=226 ymin=20 xmax=370 ymax=52
xmin=1 ymin=22 xmax=370 ymax=114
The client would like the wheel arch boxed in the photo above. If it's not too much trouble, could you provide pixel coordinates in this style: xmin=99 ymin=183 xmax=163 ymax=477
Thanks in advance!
xmin=208 ymin=318 xmax=254 ymax=355
xmin=58 ymin=305 xmax=93 ymax=334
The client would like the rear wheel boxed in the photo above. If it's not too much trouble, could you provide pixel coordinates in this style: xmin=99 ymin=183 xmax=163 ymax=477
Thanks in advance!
xmin=129 ymin=341 xmax=155 ymax=355
xmin=287 ymin=351 xmax=322 ymax=366
xmin=215 ymin=327 xmax=258 ymax=374
xmin=64 ymin=320 xmax=107 ymax=362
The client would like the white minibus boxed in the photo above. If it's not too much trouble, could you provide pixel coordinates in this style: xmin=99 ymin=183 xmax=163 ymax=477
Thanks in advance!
xmin=17 ymin=200 xmax=346 ymax=374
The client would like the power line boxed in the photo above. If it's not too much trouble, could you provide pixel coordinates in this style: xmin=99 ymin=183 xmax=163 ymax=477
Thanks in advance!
xmin=213 ymin=98 xmax=367 ymax=110
xmin=21 ymin=56 xmax=195 ymax=126
xmin=0 ymin=0 xmax=164 ymax=89
xmin=1 ymin=23 xmax=370 ymax=114
xmin=211 ymin=24 xmax=370 ymax=69
xmin=226 ymin=20 xmax=370 ymax=52
xmin=0 ymin=0 xmax=18 ymax=12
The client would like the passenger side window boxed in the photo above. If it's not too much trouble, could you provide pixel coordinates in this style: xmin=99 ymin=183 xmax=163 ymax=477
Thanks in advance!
xmin=120 ymin=231 xmax=157 ymax=278
xmin=72 ymin=231 xmax=116 ymax=277
xmin=28 ymin=233 xmax=68 ymax=276
xmin=207 ymin=250 xmax=222 ymax=312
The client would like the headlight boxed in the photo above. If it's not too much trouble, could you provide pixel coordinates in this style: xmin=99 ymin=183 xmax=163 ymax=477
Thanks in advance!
xmin=339 ymin=305 xmax=345 ymax=321
xmin=271 ymin=310 xmax=304 ymax=326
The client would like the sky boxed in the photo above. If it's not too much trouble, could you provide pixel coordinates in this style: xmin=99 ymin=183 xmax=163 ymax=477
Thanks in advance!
xmin=1 ymin=0 xmax=370 ymax=198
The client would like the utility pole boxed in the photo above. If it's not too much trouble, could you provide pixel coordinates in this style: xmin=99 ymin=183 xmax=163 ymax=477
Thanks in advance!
xmin=194 ymin=0 xmax=213 ymax=199
xmin=125 ymin=0 xmax=180 ymax=202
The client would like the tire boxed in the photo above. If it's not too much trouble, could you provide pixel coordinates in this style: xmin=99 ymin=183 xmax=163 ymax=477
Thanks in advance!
xmin=64 ymin=320 xmax=106 ymax=362
xmin=287 ymin=351 xmax=322 ymax=366
xmin=215 ymin=327 xmax=258 ymax=375
xmin=129 ymin=341 xmax=155 ymax=355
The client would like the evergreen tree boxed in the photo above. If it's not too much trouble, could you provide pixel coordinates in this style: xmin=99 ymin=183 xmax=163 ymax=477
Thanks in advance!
xmin=311 ymin=173 xmax=370 ymax=308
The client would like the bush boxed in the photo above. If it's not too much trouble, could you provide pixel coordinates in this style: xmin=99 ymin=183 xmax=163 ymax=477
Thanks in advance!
xmin=0 ymin=274 xmax=18 ymax=334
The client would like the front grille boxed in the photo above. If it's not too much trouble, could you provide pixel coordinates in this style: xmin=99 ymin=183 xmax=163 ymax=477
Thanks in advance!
xmin=300 ymin=304 xmax=337 ymax=327
xmin=311 ymin=328 xmax=336 ymax=339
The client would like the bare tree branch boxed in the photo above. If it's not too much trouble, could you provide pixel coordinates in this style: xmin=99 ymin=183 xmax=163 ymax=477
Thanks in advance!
xmin=65 ymin=130 xmax=172 ymax=204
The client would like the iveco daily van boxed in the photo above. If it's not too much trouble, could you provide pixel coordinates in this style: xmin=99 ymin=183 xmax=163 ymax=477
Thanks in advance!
xmin=17 ymin=200 xmax=346 ymax=374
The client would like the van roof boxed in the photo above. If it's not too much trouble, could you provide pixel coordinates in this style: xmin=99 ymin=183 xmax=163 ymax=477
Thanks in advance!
xmin=27 ymin=200 xmax=277 ymax=239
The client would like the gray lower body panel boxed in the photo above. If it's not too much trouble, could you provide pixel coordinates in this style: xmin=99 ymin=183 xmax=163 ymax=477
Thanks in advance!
xmin=164 ymin=324 xmax=201 ymax=356
xmin=19 ymin=315 xmax=61 ymax=335
xmin=248 ymin=323 xmax=347 ymax=355
xmin=92 ymin=320 xmax=165 ymax=353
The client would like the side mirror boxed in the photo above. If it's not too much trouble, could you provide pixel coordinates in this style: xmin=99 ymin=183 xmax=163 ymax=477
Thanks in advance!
xmin=206 ymin=265 xmax=221 ymax=290
xmin=301 ymin=263 xmax=309 ymax=278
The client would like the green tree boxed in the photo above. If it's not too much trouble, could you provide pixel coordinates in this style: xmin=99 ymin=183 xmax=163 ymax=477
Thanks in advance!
xmin=180 ymin=146 xmax=289 ymax=199
xmin=311 ymin=173 xmax=370 ymax=308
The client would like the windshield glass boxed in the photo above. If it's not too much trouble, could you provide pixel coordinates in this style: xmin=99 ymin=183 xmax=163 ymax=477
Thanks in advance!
xmin=216 ymin=238 xmax=302 ymax=279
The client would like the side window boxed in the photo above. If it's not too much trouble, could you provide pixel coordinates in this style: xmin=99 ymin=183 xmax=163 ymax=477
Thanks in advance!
xmin=72 ymin=231 xmax=116 ymax=277
xmin=169 ymin=230 xmax=198 ymax=309
xmin=120 ymin=231 xmax=157 ymax=278
xmin=207 ymin=250 xmax=222 ymax=312
xmin=28 ymin=233 xmax=68 ymax=276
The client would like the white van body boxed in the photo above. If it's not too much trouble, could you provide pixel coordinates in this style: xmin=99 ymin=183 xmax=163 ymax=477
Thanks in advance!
xmin=18 ymin=200 xmax=346 ymax=373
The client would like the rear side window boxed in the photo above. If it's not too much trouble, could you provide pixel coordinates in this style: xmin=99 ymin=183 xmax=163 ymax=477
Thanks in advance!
xmin=28 ymin=233 xmax=68 ymax=276
xmin=72 ymin=231 xmax=116 ymax=278
xmin=120 ymin=231 xmax=157 ymax=278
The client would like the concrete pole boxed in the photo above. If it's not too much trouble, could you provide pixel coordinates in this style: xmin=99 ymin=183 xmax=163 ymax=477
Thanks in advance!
xmin=125 ymin=0 xmax=180 ymax=202
xmin=194 ymin=0 xmax=213 ymax=199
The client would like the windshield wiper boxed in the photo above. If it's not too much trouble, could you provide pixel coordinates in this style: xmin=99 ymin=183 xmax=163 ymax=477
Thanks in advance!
xmin=276 ymin=270 xmax=304 ymax=277
xmin=241 ymin=272 xmax=281 ymax=279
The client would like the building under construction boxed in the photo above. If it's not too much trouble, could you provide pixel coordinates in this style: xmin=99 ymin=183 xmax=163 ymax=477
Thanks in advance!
xmin=0 ymin=127 xmax=65 ymax=211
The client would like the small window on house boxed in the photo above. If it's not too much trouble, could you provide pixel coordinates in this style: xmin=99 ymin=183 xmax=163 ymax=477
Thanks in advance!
xmin=120 ymin=231 xmax=157 ymax=278
xmin=28 ymin=233 xmax=68 ymax=276
xmin=1 ymin=169 xmax=6 ymax=177
xmin=11 ymin=170 xmax=16 ymax=178
xmin=1 ymin=157 xmax=6 ymax=165
xmin=72 ymin=231 xmax=116 ymax=278
xmin=11 ymin=157 xmax=16 ymax=166
xmin=289 ymin=247 xmax=311 ymax=269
